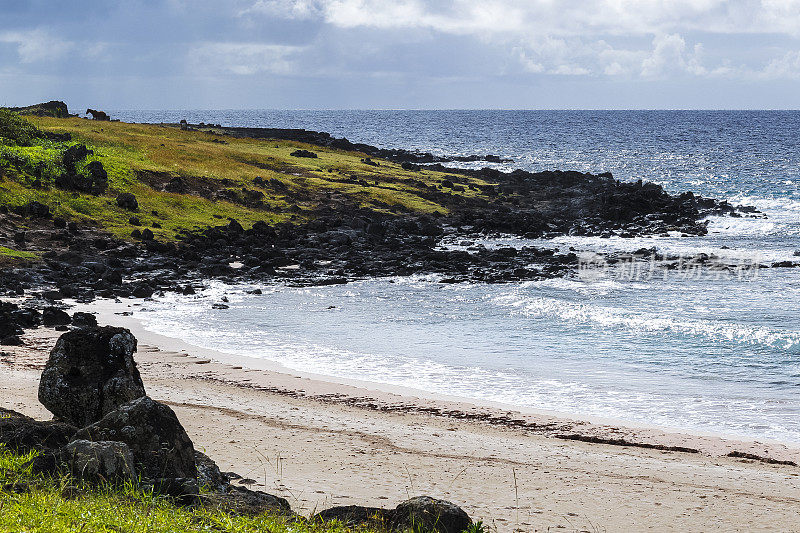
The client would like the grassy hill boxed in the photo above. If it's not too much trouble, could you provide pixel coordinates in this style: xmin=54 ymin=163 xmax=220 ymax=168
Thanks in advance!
xmin=0 ymin=112 xmax=495 ymax=243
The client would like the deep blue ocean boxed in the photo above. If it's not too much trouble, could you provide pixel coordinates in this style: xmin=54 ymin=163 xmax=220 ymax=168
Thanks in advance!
xmin=108 ymin=110 xmax=800 ymax=444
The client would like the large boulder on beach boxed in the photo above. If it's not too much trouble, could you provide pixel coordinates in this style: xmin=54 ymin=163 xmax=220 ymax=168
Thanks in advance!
xmin=390 ymin=496 xmax=472 ymax=533
xmin=38 ymin=327 xmax=145 ymax=427
xmin=73 ymin=396 xmax=197 ymax=482
xmin=42 ymin=306 xmax=71 ymax=326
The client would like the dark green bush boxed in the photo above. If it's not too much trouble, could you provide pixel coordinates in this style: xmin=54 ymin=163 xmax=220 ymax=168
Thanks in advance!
xmin=0 ymin=109 xmax=44 ymax=146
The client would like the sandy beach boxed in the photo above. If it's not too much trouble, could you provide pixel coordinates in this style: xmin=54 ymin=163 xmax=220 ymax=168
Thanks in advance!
xmin=2 ymin=300 xmax=799 ymax=532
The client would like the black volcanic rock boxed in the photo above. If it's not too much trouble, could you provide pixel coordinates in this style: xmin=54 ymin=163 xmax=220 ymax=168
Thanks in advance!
xmin=314 ymin=505 xmax=390 ymax=528
xmin=42 ymin=307 xmax=71 ymax=326
xmin=61 ymin=439 xmax=137 ymax=481
xmin=0 ymin=407 xmax=77 ymax=453
xmin=290 ymin=149 xmax=317 ymax=158
xmin=73 ymin=396 xmax=197 ymax=482
xmin=6 ymin=101 xmax=70 ymax=118
xmin=38 ymin=327 xmax=145 ymax=426
xmin=116 ymin=193 xmax=139 ymax=211
xmin=391 ymin=496 xmax=472 ymax=533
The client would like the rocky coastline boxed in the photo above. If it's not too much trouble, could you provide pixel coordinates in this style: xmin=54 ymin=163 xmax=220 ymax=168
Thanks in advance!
xmin=3 ymin=107 xmax=799 ymax=532
xmin=0 ymin=113 xmax=776 ymax=348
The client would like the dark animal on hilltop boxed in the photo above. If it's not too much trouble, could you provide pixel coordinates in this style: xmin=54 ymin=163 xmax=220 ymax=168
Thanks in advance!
xmin=86 ymin=109 xmax=110 ymax=121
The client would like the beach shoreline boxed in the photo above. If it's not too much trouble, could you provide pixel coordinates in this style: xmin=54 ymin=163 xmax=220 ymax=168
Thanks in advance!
xmin=75 ymin=296 xmax=800 ymax=453
xmin=2 ymin=301 xmax=800 ymax=531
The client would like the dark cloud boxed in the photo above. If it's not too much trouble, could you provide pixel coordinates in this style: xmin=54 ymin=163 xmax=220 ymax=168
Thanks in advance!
xmin=1 ymin=0 xmax=799 ymax=109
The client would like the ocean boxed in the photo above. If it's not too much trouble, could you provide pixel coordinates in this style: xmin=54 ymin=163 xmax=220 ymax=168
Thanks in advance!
xmin=107 ymin=110 xmax=800 ymax=444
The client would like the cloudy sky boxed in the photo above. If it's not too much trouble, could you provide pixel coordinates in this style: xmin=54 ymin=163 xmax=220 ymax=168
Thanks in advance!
xmin=2 ymin=0 xmax=800 ymax=109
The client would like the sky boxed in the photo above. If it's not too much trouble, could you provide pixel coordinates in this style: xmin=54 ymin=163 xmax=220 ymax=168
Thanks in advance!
xmin=1 ymin=0 xmax=800 ymax=110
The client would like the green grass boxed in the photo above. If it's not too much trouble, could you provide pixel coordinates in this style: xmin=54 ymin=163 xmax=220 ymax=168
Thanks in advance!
xmin=0 ymin=246 xmax=39 ymax=260
xmin=0 ymin=444 xmax=380 ymax=533
xmin=0 ymin=109 xmax=45 ymax=146
xmin=0 ymin=113 xmax=499 ymax=242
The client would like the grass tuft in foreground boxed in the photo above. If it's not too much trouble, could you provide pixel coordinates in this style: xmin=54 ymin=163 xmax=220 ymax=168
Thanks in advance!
xmin=0 ymin=444 xmax=381 ymax=533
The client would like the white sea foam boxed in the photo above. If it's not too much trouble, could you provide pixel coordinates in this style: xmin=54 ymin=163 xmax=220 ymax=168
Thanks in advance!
xmin=491 ymin=293 xmax=800 ymax=352
xmin=132 ymin=273 xmax=800 ymax=445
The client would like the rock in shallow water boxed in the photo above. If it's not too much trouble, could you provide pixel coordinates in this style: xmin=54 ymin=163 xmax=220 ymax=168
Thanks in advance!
xmin=38 ymin=327 xmax=145 ymax=427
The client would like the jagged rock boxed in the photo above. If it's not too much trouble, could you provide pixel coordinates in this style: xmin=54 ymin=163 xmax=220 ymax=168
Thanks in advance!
xmin=62 ymin=439 xmax=136 ymax=480
xmin=62 ymin=144 xmax=93 ymax=170
xmin=0 ymin=408 xmax=76 ymax=453
xmin=7 ymin=100 xmax=70 ymax=118
xmin=73 ymin=396 xmax=197 ymax=481
xmin=0 ymin=303 xmax=23 ymax=340
xmin=0 ymin=335 xmax=23 ymax=345
xmin=195 ymin=450 xmax=228 ymax=492
xmin=13 ymin=308 xmax=41 ymax=328
xmin=290 ymin=149 xmax=317 ymax=158
xmin=86 ymin=161 xmax=108 ymax=193
xmin=201 ymin=485 xmax=292 ymax=516
xmin=313 ymin=505 xmax=390 ymax=528
xmin=42 ymin=307 xmax=71 ymax=326
xmin=56 ymin=146 xmax=107 ymax=194
xmin=390 ymin=496 xmax=472 ymax=533
xmin=71 ymin=312 xmax=98 ymax=328
xmin=164 ymin=177 xmax=186 ymax=193
xmin=148 ymin=477 xmax=199 ymax=504
xmin=227 ymin=218 xmax=244 ymax=234
xmin=116 ymin=193 xmax=138 ymax=211
xmin=38 ymin=327 xmax=145 ymax=426
xmin=23 ymin=201 xmax=50 ymax=218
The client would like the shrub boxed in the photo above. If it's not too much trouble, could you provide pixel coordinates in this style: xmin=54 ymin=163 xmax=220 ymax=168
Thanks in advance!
xmin=0 ymin=109 xmax=44 ymax=146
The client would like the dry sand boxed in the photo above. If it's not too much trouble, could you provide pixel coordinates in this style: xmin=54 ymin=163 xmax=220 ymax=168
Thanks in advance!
xmin=2 ymin=302 xmax=799 ymax=532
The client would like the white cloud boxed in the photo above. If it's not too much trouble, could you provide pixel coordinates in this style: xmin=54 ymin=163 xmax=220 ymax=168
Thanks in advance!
xmin=0 ymin=29 xmax=74 ymax=63
xmin=239 ymin=0 xmax=800 ymax=81
xmin=244 ymin=0 xmax=800 ymax=38
xmin=188 ymin=42 xmax=305 ymax=75
xmin=641 ymin=33 xmax=688 ymax=77
xmin=242 ymin=0 xmax=323 ymax=19
xmin=760 ymin=50 xmax=800 ymax=79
